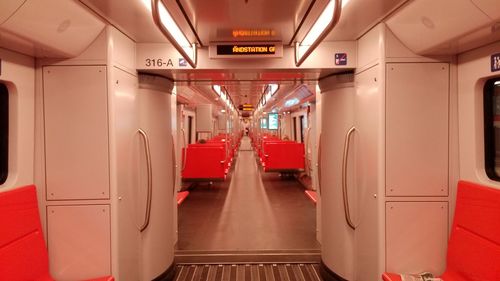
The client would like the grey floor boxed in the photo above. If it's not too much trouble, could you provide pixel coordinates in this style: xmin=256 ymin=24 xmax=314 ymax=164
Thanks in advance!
xmin=177 ymin=137 xmax=320 ymax=252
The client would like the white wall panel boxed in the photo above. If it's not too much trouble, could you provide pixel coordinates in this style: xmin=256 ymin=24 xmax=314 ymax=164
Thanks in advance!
xmin=196 ymin=104 xmax=213 ymax=132
xmin=386 ymin=63 xmax=449 ymax=196
xmin=357 ymin=24 xmax=384 ymax=70
xmin=354 ymin=65 xmax=384 ymax=281
xmin=47 ymin=205 xmax=111 ymax=280
xmin=0 ymin=48 xmax=35 ymax=190
xmin=43 ymin=65 xmax=109 ymax=200
xmin=110 ymin=67 xmax=141 ymax=281
xmin=386 ymin=202 xmax=448 ymax=275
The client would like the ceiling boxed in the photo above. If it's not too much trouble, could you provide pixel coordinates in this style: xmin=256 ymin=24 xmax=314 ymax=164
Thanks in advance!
xmin=80 ymin=0 xmax=408 ymax=108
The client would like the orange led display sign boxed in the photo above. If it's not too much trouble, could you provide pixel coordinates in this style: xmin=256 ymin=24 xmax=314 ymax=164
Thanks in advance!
xmin=232 ymin=29 xmax=276 ymax=38
xmin=217 ymin=44 xmax=276 ymax=55
xmin=239 ymin=104 xmax=254 ymax=111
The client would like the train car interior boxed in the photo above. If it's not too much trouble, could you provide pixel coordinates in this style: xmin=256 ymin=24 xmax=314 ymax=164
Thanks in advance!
xmin=1 ymin=0 xmax=499 ymax=280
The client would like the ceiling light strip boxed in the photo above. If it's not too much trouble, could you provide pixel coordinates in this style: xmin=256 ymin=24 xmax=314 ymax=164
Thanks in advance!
xmin=151 ymin=0 xmax=197 ymax=68
xmin=295 ymin=0 xmax=342 ymax=66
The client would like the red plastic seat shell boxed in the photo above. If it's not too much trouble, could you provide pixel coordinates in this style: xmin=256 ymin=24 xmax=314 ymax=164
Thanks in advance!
xmin=182 ymin=145 xmax=227 ymax=180
xmin=0 ymin=185 xmax=114 ymax=281
xmin=442 ymin=180 xmax=500 ymax=281
xmin=382 ymin=180 xmax=500 ymax=281
xmin=262 ymin=141 xmax=305 ymax=171
xmin=0 ymin=185 xmax=52 ymax=281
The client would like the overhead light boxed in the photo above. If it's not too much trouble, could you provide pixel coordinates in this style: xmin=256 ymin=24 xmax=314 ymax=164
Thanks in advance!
xmin=269 ymin=84 xmax=279 ymax=96
xmin=152 ymin=0 xmax=197 ymax=68
xmin=295 ymin=0 xmax=342 ymax=66
xmin=494 ymin=81 xmax=500 ymax=86
xmin=284 ymin=98 xmax=300 ymax=107
xmin=221 ymin=109 xmax=226 ymax=113
xmin=213 ymin=85 xmax=222 ymax=96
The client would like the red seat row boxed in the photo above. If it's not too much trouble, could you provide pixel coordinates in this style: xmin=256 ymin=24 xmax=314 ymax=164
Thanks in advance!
xmin=382 ymin=180 xmax=500 ymax=281
xmin=181 ymin=134 xmax=240 ymax=181
xmin=261 ymin=141 xmax=305 ymax=172
xmin=251 ymin=134 xmax=305 ymax=172
xmin=0 ymin=185 xmax=114 ymax=281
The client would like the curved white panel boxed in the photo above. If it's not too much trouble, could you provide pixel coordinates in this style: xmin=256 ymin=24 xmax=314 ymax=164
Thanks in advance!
xmin=0 ymin=0 xmax=26 ymax=25
xmin=386 ymin=0 xmax=490 ymax=54
xmin=0 ymin=0 xmax=105 ymax=58
xmin=472 ymin=0 xmax=500 ymax=21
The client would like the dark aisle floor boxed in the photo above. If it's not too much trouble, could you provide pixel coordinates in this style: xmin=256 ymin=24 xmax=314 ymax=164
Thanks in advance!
xmin=177 ymin=137 xmax=320 ymax=252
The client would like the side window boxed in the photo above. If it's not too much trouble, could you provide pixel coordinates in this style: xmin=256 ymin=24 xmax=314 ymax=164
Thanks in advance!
xmin=0 ymin=83 xmax=8 ymax=184
xmin=484 ymin=78 xmax=500 ymax=180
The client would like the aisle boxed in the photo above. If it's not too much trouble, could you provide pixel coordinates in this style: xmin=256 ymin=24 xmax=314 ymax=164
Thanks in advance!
xmin=177 ymin=137 xmax=319 ymax=251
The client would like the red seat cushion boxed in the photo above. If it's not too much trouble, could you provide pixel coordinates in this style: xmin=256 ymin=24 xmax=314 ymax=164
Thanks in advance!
xmin=382 ymin=181 xmax=500 ymax=281
xmin=442 ymin=180 xmax=500 ymax=281
xmin=0 ymin=185 xmax=53 ymax=281
xmin=0 ymin=185 xmax=115 ymax=281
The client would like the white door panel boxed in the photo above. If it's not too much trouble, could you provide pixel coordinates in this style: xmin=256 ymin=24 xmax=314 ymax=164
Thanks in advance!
xmin=138 ymin=76 xmax=174 ymax=280
xmin=321 ymin=84 xmax=355 ymax=280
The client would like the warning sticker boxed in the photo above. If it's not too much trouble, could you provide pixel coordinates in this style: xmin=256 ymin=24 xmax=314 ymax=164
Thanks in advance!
xmin=335 ymin=53 xmax=347 ymax=66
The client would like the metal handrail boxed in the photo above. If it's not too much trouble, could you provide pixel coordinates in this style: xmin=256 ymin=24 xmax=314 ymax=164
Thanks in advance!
xmin=151 ymin=0 xmax=197 ymax=68
xmin=317 ymin=133 xmax=322 ymax=194
xmin=342 ymin=126 xmax=356 ymax=230
xmin=295 ymin=0 xmax=342 ymax=66
xmin=180 ymin=128 xmax=187 ymax=171
xmin=304 ymin=126 xmax=312 ymax=174
xmin=138 ymin=129 xmax=153 ymax=232
xmin=172 ymin=135 xmax=177 ymax=195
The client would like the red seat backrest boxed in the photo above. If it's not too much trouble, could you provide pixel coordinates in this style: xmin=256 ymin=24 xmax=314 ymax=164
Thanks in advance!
xmin=0 ymin=185 xmax=53 ymax=280
xmin=442 ymin=181 xmax=500 ymax=281
xmin=182 ymin=146 xmax=226 ymax=179
xmin=263 ymin=142 xmax=305 ymax=170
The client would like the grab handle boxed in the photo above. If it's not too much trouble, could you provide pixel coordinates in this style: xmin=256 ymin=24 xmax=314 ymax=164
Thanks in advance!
xmin=317 ymin=133 xmax=322 ymax=194
xmin=342 ymin=127 xmax=356 ymax=230
xmin=180 ymin=128 xmax=187 ymax=171
xmin=138 ymin=129 xmax=153 ymax=232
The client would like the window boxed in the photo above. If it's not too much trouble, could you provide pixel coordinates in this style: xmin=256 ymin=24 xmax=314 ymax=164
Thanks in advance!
xmin=299 ymin=115 xmax=306 ymax=143
xmin=0 ymin=83 xmax=8 ymax=184
xmin=293 ymin=117 xmax=297 ymax=141
xmin=484 ymin=78 xmax=500 ymax=180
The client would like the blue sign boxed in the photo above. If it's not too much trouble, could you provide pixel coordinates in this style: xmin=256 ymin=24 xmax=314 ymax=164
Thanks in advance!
xmin=492 ymin=53 xmax=500 ymax=72
xmin=179 ymin=58 xmax=187 ymax=67
xmin=335 ymin=53 xmax=347 ymax=65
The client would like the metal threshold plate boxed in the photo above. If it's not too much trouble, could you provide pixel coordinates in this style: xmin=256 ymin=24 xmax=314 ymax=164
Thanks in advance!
xmin=174 ymin=262 xmax=322 ymax=281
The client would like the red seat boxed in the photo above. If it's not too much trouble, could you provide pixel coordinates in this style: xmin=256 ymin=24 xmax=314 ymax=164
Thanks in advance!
xmin=382 ymin=180 xmax=500 ymax=281
xmin=261 ymin=141 xmax=305 ymax=172
xmin=0 ymin=185 xmax=114 ymax=281
xmin=182 ymin=145 xmax=227 ymax=180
